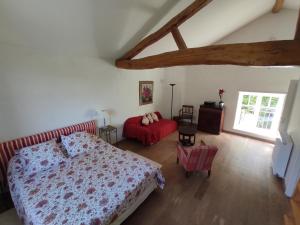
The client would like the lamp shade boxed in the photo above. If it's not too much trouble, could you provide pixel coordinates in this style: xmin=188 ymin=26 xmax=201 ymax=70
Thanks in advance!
xmin=101 ymin=109 xmax=113 ymax=126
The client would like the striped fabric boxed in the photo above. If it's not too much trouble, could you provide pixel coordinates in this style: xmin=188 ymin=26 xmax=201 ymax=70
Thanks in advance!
xmin=0 ymin=120 xmax=96 ymax=189
xmin=177 ymin=143 xmax=218 ymax=172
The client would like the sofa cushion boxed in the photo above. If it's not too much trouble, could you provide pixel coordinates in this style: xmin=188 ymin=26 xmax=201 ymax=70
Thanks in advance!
xmin=142 ymin=116 xmax=150 ymax=126
xmin=151 ymin=112 xmax=159 ymax=122
xmin=147 ymin=114 xmax=154 ymax=123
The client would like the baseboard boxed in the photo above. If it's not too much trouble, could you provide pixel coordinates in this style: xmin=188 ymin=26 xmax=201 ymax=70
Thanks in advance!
xmin=223 ymin=130 xmax=275 ymax=144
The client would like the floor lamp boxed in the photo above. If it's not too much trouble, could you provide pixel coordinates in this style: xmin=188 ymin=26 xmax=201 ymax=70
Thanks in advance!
xmin=169 ymin=83 xmax=176 ymax=119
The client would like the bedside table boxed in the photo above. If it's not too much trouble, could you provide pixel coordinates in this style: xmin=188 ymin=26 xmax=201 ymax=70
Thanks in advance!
xmin=99 ymin=125 xmax=117 ymax=145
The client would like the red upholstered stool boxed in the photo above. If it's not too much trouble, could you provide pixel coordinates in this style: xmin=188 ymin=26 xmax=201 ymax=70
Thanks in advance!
xmin=176 ymin=141 xmax=218 ymax=177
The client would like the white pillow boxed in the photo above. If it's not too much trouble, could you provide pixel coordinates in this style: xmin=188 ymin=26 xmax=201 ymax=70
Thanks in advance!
xmin=19 ymin=139 xmax=66 ymax=174
xmin=151 ymin=112 xmax=159 ymax=122
xmin=61 ymin=132 xmax=105 ymax=157
xmin=147 ymin=113 xmax=154 ymax=123
xmin=142 ymin=116 xmax=149 ymax=126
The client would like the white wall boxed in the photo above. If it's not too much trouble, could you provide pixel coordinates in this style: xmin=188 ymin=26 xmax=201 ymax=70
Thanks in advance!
xmin=0 ymin=46 xmax=165 ymax=142
xmin=185 ymin=66 xmax=299 ymax=139
xmin=159 ymin=67 xmax=187 ymax=119
xmin=183 ymin=9 xmax=300 ymax=141
xmin=0 ymin=0 xmax=299 ymax=144
xmin=285 ymin=80 xmax=300 ymax=196
xmin=288 ymin=83 xmax=300 ymax=147
xmin=0 ymin=0 xmax=173 ymax=142
xmin=285 ymin=0 xmax=300 ymax=10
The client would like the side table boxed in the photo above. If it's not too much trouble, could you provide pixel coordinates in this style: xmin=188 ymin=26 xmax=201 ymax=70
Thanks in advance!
xmin=99 ymin=125 xmax=118 ymax=145
xmin=178 ymin=126 xmax=197 ymax=146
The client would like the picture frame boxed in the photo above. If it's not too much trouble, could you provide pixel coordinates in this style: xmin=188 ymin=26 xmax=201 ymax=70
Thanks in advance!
xmin=139 ymin=81 xmax=154 ymax=105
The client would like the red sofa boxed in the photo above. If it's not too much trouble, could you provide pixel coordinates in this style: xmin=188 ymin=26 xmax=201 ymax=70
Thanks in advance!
xmin=123 ymin=112 xmax=177 ymax=145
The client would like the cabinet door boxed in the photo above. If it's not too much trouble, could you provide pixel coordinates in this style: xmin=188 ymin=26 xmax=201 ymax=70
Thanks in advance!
xmin=198 ymin=109 xmax=221 ymax=134
xmin=198 ymin=110 xmax=207 ymax=130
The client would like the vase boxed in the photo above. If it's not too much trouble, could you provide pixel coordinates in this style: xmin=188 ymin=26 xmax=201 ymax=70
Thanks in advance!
xmin=219 ymin=101 xmax=224 ymax=108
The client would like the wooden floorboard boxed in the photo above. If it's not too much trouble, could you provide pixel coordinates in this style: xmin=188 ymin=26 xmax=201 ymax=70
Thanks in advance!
xmin=118 ymin=131 xmax=288 ymax=225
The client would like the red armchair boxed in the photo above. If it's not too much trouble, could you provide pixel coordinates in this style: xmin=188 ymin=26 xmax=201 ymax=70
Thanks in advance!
xmin=177 ymin=142 xmax=218 ymax=177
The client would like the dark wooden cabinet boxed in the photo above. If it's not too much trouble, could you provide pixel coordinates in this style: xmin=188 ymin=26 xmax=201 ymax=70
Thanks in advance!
xmin=197 ymin=105 xmax=224 ymax=135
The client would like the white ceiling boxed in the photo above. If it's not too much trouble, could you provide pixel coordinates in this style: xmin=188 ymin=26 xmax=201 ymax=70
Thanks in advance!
xmin=0 ymin=0 xmax=179 ymax=59
xmin=137 ymin=0 xmax=299 ymax=58
xmin=284 ymin=0 xmax=300 ymax=10
xmin=1 ymin=0 xmax=296 ymax=59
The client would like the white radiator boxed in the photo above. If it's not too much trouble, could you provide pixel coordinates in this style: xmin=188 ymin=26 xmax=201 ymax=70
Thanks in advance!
xmin=272 ymin=132 xmax=293 ymax=178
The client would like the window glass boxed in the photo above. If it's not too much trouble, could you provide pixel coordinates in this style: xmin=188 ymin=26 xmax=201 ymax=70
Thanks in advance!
xmin=261 ymin=96 xmax=270 ymax=107
xmin=270 ymin=97 xmax=279 ymax=107
xmin=242 ymin=95 xmax=249 ymax=105
xmin=249 ymin=96 xmax=257 ymax=105
xmin=234 ymin=92 xmax=286 ymax=139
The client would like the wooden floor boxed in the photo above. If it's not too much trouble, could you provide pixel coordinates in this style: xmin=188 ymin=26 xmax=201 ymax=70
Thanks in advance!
xmin=118 ymin=131 xmax=288 ymax=225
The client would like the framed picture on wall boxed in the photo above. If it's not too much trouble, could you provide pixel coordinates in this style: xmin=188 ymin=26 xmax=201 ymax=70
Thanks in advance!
xmin=139 ymin=81 xmax=154 ymax=105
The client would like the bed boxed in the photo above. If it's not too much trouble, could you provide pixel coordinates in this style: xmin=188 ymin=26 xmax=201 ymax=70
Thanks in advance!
xmin=1 ymin=121 xmax=164 ymax=225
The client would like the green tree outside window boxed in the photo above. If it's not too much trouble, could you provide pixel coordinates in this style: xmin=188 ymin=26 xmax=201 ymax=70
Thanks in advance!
xmin=270 ymin=97 xmax=279 ymax=107
xmin=249 ymin=96 xmax=257 ymax=105
xmin=261 ymin=96 xmax=270 ymax=107
xmin=242 ymin=95 xmax=249 ymax=105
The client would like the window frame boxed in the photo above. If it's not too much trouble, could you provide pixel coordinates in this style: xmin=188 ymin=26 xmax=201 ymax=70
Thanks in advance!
xmin=234 ymin=91 xmax=286 ymax=138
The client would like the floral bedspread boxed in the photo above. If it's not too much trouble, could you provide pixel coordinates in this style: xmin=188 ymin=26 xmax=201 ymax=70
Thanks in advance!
xmin=7 ymin=143 xmax=164 ymax=225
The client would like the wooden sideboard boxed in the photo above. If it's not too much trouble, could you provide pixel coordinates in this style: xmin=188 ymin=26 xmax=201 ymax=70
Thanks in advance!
xmin=197 ymin=105 xmax=224 ymax=135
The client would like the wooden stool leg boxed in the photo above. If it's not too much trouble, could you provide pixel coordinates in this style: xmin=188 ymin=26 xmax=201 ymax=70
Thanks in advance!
xmin=208 ymin=170 xmax=211 ymax=177
xmin=185 ymin=171 xmax=190 ymax=178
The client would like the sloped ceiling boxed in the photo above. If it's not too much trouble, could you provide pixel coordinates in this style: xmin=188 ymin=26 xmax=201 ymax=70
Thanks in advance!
xmin=0 ymin=0 xmax=179 ymax=60
xmin=0 ymin=0 xmax=298 ymax=62
xmin=135 ymin=0 xmax=299 ymax=58
xmin=285 ymin=0 xmax=300 ymax=10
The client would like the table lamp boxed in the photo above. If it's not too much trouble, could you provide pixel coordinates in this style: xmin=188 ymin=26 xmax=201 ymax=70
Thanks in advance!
xmin=101 ymin=109 xmax=113 ymax=127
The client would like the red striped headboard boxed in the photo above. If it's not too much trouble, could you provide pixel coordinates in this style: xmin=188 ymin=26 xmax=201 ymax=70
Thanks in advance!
xmin=0 ymin=120 xmax=96 ymax=190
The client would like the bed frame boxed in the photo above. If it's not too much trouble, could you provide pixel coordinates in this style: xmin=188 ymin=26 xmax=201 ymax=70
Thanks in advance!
xmin=0 ymin=120 xmax=96 ymax=190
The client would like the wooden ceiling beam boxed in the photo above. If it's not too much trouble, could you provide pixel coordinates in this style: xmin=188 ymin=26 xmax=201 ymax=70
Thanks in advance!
xmin=119 ymin=0 xmax=212 ymax=60
xmin=272 ymin=0 xmax=285 ymax=13
xmin=116 ymin=2 xmax=300 ymax=70
xmin=171 ymin=27 xmax=187 ymax=49
xmin=116 ymin=40 xmax=300 ymax=69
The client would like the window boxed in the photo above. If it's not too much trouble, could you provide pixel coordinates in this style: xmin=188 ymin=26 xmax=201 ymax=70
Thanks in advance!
xmin=234 ymin=92 xmax=286 ymax=138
